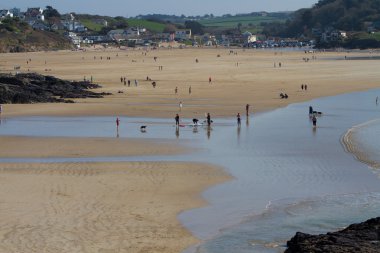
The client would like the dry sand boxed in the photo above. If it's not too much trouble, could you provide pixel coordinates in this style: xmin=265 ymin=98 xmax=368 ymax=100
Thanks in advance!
xmin=1 ymin=47 xmax=380 ymax=252
xmin=1 ymin=48 xmax=379 ymax=118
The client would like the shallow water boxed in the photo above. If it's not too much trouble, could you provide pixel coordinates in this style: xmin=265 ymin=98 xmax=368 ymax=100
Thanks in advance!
xmin=0 ymin=89 xmax=380 ymax=253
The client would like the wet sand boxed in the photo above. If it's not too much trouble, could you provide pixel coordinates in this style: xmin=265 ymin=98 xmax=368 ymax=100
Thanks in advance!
xmin=0 ymin=136 xmax=189 ymax=158
xmin=0 ymin=162 xmax=229 ymax=253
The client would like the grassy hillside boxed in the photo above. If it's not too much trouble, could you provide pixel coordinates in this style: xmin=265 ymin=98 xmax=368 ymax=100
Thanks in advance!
xmin=126 ymin=19 xmax=166 ymax=33
xmin=199 ymin=16 xmax=286 ymax=28
xmin=0 ymin=18 xmax=72 ymax=53
xmin=76 ymin=14 xmax=166 ymax=33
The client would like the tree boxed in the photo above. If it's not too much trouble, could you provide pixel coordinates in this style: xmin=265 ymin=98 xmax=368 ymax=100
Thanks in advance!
xmin=184 ymin=21 xmax=204 ymax=35
xmin=44 ymin=6 xmax=60 ymax=19
xmin=237 ymin=22 xmax=242 ymax=32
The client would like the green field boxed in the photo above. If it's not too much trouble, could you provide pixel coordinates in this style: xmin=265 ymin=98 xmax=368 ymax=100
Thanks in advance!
xmin=126 ymin=19 xmax=166 ymax=33
xmin=199 ymin=16 xmax=287 ymax=28
xmin=80 ymin=19 xmax=104 ymax=32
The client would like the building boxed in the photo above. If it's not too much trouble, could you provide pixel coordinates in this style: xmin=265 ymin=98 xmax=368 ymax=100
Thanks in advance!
xmin=175 ymin=29 xmax=192 ymax=40
xmin=242 ymin=31 xmax=257 ymax=43
xmin=25 ymin=7 xmax=44 ymax=21
xmin=0 ymin=9 xmax=13 ymax=19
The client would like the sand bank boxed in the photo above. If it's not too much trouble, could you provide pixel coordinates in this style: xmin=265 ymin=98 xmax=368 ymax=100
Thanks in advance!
xmin=1 ymin=49 xmax=380 ymax=118
xmin=0 ymin=161 xmax=230 ymax=253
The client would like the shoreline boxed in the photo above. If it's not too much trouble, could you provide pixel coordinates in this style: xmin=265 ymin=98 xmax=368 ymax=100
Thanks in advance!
xmin=341 ymin=119 xmax=380 ymax=170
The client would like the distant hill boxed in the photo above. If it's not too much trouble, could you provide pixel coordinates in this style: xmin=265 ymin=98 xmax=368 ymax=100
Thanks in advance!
xmin=136 ymin=12 xmax=290 ymax=34
xmin=264 ymin=0 xmax=380 ymax=37
xmin=0 ymin=17 xmax=73 ymax=53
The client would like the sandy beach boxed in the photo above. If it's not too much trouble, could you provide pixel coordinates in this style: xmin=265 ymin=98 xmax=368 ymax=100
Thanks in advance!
xmin=1 ymin=48 xmax=380 ymax=118
xmin=1 ymin=48 xmax=380 ymax=253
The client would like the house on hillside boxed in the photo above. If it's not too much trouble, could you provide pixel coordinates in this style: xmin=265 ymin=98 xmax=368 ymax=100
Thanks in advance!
xmin=321 ymin=29 xmax=347 ymax=43
xmin=0 ymin=9 xmax=13 ymax=19
xmin=61 ymin=20 xmax=86 ymax=32
xmin=25 ymin=7 xmax=44 ymax=21
xmin=32 ymin=21 xmax=49 ymax=30
xmin=94 ymin=19 xmax=108 ymax=27
xmin=10 ymin=8 xmax=22 ymax=17
xmin=175 ymin=29 xmax=192 ymax=40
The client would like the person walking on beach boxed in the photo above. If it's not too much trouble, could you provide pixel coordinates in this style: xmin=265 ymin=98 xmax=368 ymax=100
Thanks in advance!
xmin=134 ymin=79 xmax=138 ymax=87
xmin=237 ymin=113 xmax=241 ymax=127
xmin=209 ymin=77 xmax=212 ymax=84
xmin=116 ymin=117 xmax=120 ymax=128
xmin=301 ymin=84 xmax=304 ymax=90
xmin=246 ymin=104 xmax=250 ymax=116
xmin=312 ymin=115 xmax=317 ymax=128
xmin=207 ymin=113 xmax=211 ymax=126
xmin=175 ymin=114 xmax=180 ymax=126
xmin=376 ymin=96 xmax=378 ymax=105
xmin=175 ymin=87 xmax=178 ymax=94
xmin=179 ymin=101 xmax=183 ymax=111
xmin=189 ymin=86 xmax=192 ymax=94
xmin=305 ymin=84 xmax=308 ymax=91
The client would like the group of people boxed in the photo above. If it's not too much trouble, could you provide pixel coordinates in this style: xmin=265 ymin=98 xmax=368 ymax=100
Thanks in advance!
xmin=175 ymin=112 xmax=213 ymax=127
xmin=301 ymin=84 xmax=308 ymax=90
xmin=176 ymin=104 xmax=250 ymax=129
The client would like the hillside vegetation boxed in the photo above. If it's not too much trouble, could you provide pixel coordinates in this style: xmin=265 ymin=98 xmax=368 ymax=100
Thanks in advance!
xmin=0 ymin=18 xmax=72 ymax=53
xmin=264 ymin=0 xmax=380 ymax=37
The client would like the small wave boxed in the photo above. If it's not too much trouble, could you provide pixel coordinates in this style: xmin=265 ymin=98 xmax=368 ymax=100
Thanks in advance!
xmin=341 ymin=118 xmax=380 ymax=173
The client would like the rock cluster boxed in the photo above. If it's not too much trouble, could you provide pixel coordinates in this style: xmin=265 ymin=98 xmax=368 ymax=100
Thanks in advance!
xmin=285 ymin=217 xmax=380 ymax=253
xmin=0 ymin=73 xmax=110 ymax=104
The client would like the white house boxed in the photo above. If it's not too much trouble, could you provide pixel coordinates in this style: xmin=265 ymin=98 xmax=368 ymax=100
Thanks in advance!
xmin=0 ymin=10 xmax=13 ymax=19
xmin=242 ymin=31 xmax=257 ymax=43
xmin=25 ymin=7 xmax=44 ymax=21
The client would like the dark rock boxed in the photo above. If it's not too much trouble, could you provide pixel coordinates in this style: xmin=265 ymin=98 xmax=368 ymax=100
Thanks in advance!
xmin=0 ymin=73 xmax=110 ymax=104
xmin=285 ymin=217 xmax=380 ymax=253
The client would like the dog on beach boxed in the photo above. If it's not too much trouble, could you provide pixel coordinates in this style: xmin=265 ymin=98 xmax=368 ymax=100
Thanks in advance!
xmin=192 ymin=118 xmax=199 ymax=124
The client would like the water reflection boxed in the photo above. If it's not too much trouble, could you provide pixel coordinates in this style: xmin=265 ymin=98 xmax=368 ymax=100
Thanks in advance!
xmin=175 ymin=126 xmax=180 ymax=138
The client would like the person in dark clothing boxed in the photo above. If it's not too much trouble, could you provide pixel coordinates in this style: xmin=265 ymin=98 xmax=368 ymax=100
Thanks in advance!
xmin=312 ymin=115 xmax=317 ymax=127
xmin=175 ymin=114 xmax=180 ymax=126
xmin=246 ymin=104 xmax=250 ymax=116
xmin=207 ymin=113 xmax=211 ymax=126
xmin=309 ymin=106 xmax=313 ymax=115
xmin=237 ymin=113 xmax=241 ymax=126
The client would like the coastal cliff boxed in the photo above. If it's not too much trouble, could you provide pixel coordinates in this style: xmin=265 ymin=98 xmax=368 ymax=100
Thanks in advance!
xmin=285 ymin=217 xmax=380 ymax=253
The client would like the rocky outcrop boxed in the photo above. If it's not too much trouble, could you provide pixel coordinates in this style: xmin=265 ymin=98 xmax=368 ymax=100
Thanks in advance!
xmin=285 ymin=217 xmax=380 ymax=253
xmin=0 ymin=73 xmax=111 ymax=104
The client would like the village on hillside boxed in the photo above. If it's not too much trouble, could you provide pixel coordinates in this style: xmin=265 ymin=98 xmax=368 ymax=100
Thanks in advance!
xmin=0 ymin=6 xmax=322 ymax=49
